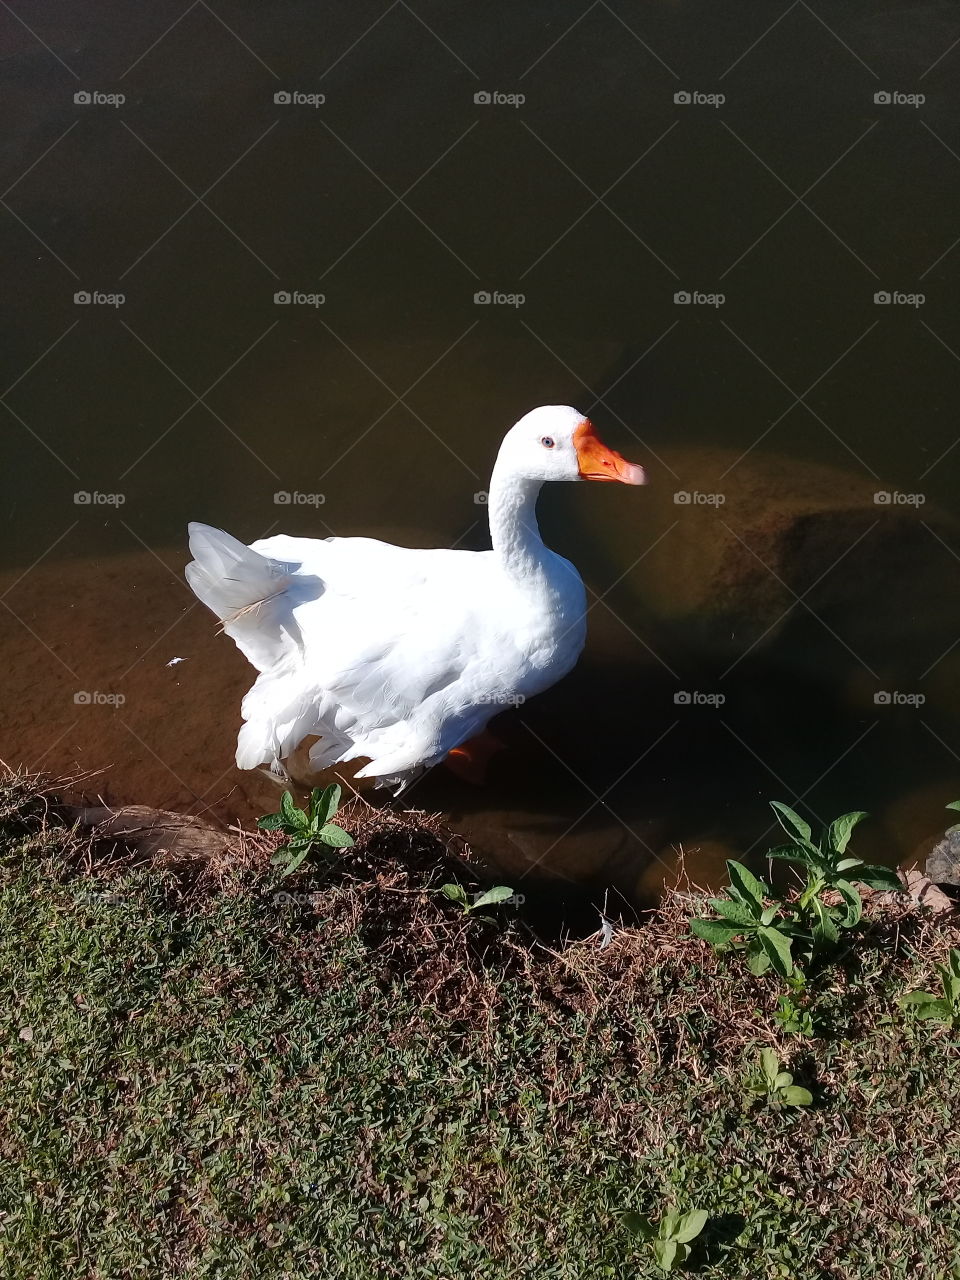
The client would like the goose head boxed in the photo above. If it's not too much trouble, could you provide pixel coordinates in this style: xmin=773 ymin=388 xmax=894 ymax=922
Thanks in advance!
xmin=498 ymin=405 xmax=646 ymax=486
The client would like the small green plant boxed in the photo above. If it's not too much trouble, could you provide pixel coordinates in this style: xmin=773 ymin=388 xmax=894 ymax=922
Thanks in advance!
xmin=901 ymin=948 xmax=960 ymax=1028
xmin=690 ymin=859 xmax=797 ymax=977
xmin=767 ymin=802 xmax=900 ymax=940
xmin=744 ymin=1048 xmax=813 ymax=1109
xmin=258 ymin=785 xmax=354 ymax=877
xmin=773 ymin=975 xmax=816 ymax=1036
xmin=440 ymin=882 xmax=514 ymax=925
xmin=623 ymin=1206 xmax=708 ymax=1272
xmin=690 ymin=803 xmax=902 ymax=979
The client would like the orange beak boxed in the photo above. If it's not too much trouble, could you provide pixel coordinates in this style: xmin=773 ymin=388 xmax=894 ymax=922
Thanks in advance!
xmin=573 ymin=419 xmax=646 ymax=485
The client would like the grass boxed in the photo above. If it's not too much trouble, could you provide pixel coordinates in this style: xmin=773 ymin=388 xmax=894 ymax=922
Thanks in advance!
xmin=0 ymin=770 xmax=958 ymax=1278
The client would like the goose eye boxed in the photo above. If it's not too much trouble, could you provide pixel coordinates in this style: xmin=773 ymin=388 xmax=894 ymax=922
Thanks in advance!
xmin=540 ymin=436 xmax=556 ymax=449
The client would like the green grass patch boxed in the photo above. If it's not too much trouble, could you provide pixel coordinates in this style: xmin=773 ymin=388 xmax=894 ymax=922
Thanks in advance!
xmin=0 ymin=772 xmax=958 ymax=1278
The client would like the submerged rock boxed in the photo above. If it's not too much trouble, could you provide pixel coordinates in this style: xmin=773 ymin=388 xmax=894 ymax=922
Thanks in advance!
xmin=926 ymin=828 xmax=960 ymax=889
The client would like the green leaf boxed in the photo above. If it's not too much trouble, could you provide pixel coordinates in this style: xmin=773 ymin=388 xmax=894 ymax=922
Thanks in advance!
xmin=780 ymin=1085 xmax=813 ymax=1106
xmin=279 ymin=846 xmax=311 ymax=878
xmin=774 ymin=1071 xmax=793 ymax=1088
xmin=708 ymin=896 xmax=760 ymax=927
xmin=661 ymin=1209 xmax=681 ymax=1239
xmin=652 ymin=1238 xmax=677 ymax=1271
xmin=317 ymin=823 xmax=354 ymax=848
xmin=690 ymin=919 xmax=743 ymax=946
xmin=280 ymin=791 xmax=309 ymax=831
xmin=760 ymin=1048 xmax=779 ymax=1081
xmin=835 ymin=857 xmax=863 ymax=872
xmin=747 ymin=947 xmax=771 ymax=975
xmin=915 ymin=999 xmax=954 ymax=1022
xmin=760 ymin=904 xmax=780 ymax=926
xmin=852 ymin=864 xmax=902 ymax=892
xmin=770 ymin=801 xmax=812 ymax=845
xmin=900 ymin=990 xmax=939 ymax=1007
xmin=622 ymin=1211 xmax=653 ymax=1239
xmin=767 ymin=845 xmax=810 ymax=866
xmin=257 ymin=812 xmax=285 ymax=831
xmin=828 ymin=810 xmax=868 ymax=855
xmin=811 ymin=897 xmax=840 ymax=947
xmin=674 ymin=1209 xmax=708 ymax=1243
xmin=758 ymin=926 xmax=794 ymax=977
xmin=310 ymin=784 xmax=341 ymax=827
xmin=835 ymin=879 xmax=863 ymax=928
xmin=441 ymin=883 xmax=468 ymax=905
xmin=726 ymin=860 xmax=769 ymax=908
xmin=471 ymin=885 xmax=515 ymax=910
xmin=945 ymin=801 xmax=960 ymax=812
xmin=270 ymin=850 xmax=291 ymax=865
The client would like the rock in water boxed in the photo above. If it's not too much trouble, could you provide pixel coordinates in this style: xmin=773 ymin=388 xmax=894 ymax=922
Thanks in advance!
xmin=926 ymin=828 xmax=960 ymax=889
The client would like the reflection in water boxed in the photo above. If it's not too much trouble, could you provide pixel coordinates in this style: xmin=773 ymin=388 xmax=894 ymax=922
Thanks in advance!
xmin=3 ymin=0 xmax=960 ymax=900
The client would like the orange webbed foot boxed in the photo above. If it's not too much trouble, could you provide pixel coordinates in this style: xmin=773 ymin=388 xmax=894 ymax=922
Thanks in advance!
xmin=444 ymin=728 xmax=505 ymax=784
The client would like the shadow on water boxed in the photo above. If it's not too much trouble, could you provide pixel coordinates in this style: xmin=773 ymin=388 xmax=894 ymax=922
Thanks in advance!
xmin=3 ymin=0 xmax=960 ymax=902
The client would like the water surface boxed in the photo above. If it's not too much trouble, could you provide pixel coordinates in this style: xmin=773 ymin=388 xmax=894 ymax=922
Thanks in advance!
xmin=4 ymin=0 xmax=960 ymax=897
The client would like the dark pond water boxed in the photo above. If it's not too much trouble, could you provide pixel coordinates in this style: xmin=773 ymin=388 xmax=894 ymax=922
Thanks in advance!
xmin=4 ymin=0 xmax=960 ymax=900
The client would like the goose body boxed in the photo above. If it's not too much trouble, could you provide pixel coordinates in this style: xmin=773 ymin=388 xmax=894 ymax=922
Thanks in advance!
xmin=185 ymin=405 xmax=645 ymax=788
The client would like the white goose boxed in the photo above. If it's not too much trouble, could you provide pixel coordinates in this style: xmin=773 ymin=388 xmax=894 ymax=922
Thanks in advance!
xmin=185 ymin=405 xmax=645 ymax=789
